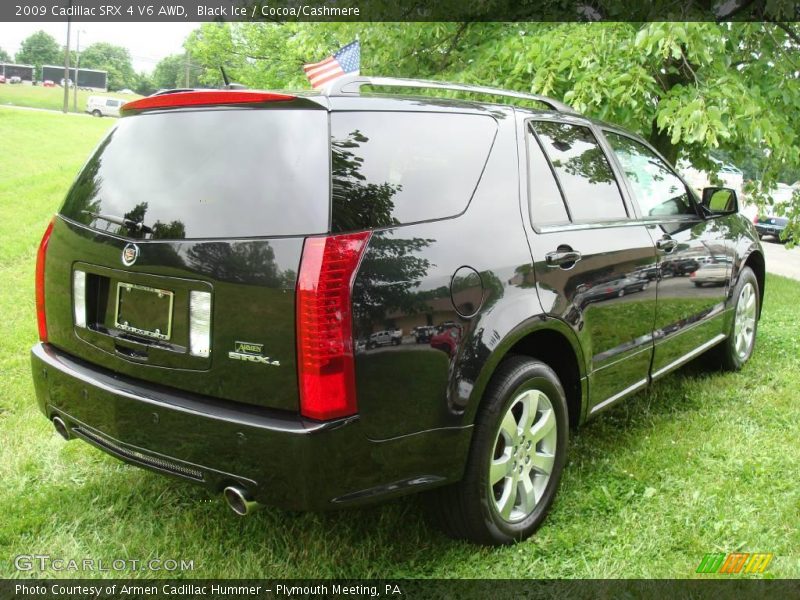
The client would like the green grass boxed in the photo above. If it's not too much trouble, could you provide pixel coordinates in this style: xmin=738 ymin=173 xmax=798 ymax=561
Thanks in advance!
xmin=1 ymin=106 xmax=799 ymax=579
xmin=0 ymin=84 xmax=141 ymax=114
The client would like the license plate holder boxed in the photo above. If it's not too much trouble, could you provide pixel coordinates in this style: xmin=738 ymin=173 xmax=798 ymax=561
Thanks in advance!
xmin=114 ymin=282 xmax=174 ymax=341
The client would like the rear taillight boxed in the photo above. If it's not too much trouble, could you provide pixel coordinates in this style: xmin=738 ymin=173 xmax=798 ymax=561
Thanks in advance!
xmin=35 ymin=218 xmax=55 ymax=342
xmin=296 ymin=232 xmax=371 ymax=421
xmin=753 ymin=214 xmax=760 ymax=224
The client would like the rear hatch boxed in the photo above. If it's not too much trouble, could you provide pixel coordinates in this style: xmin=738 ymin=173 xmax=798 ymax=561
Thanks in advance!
xmin=44 ymin=97 xmax=330 ymax=412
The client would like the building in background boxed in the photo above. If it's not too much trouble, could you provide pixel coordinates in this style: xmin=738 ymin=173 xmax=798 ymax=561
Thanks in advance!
xmin=41 ymin=65 xmax=107 ymax=91
xmin=0 ymin=63 xmax=35 ymax=82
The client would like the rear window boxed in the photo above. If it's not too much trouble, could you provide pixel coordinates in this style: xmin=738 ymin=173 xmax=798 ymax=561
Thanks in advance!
xmin=60 ymin=109 xmax=329 ymax=239
xmin=330 ymin=111 xmax=497 ymax=232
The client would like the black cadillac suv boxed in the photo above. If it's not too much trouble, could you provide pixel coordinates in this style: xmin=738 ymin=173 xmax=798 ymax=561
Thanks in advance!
xmin=30 ymin=76 xmax=765 ymax=545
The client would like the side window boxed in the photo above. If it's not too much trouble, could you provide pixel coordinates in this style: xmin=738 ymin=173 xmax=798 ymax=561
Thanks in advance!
xmin=531 ymin=121 xmax=628 ymax=221
xmin=526 ymin=124 xmax=570 ymax=225
xmin=330 ymin=112 xmax=497 ymax=232
xmin=106 ymin=99 xmax=117 ymax=107
xmin=605 ymin=132 xmax=695 ymax=218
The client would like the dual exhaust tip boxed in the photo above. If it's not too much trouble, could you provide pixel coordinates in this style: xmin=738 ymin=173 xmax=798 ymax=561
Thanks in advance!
xmin=52 ymin=416 xmax=259 ymax=516
xmin=223 ymin=485 xmax=260 ymax=516
xmin=52 ymin=416 xmax=71 ymax=441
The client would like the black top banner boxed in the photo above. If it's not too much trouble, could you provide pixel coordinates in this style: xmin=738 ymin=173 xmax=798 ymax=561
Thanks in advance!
xmin=3 ymin=0 xmax=800 ymax=22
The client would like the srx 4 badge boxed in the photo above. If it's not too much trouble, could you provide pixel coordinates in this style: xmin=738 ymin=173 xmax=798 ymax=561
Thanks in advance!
xmin=228 ymin=341 xmax=280 ymax=366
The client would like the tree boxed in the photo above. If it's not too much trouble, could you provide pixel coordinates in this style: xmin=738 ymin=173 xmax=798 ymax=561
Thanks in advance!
xmin=79 ymin=42 xmax=135 ymax=90
xmin=132 ymin=71 xmax=155 ymax=96
xmin=184 ymin=22 xmax=800 ymax=242
xmin=152 ymin=53 xmax=200 ymax=90
xmin=0 ymin=47 xmax=10 ymax=62
xmin=15 ymin=30 xmax=60 ymax=73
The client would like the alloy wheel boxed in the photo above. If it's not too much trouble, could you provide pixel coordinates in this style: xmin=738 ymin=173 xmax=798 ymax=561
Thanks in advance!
xmin=489 ymin=389 xmax=558 ymax=523
xmin=733 ymin=282 xmax=757 ymax=360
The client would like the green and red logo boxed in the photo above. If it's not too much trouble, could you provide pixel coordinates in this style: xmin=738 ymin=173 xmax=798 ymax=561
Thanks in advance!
xmin=696 ymin=552 xmax=773 ymax=574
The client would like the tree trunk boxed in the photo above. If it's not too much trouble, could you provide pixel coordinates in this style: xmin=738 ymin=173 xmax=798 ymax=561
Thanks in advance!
xmin=648 ymin=117 xmax=681 ymax=164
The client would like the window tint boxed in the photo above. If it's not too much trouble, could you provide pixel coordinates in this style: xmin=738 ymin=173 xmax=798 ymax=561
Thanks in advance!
xmin=605 ymin=132 xmax=695 ymax=218
xmin=330 ymin=112 xmax=497 ymax=232
xmin=526 ymin=124 xmax=569 ymax=225
xmin=60 ymin=109 xmax=330 ymax=239
xmin=532 ymin=121 xmax=627 ymax=221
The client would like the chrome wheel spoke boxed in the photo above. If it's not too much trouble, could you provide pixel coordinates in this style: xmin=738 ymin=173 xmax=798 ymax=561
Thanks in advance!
xmin=500 ymin=411 xmax=520 ymax=446
xmin=490 ymin=453 xmax=514 ymax=485
xmin=517 ymin=472 xmax=538 ymax=515
xmin=530 ymin=408 xmax=555 ymax=444
xmin=531 ymin=450 xmax=555 ymax=476
xmin=521 ymin=391 xmax=538 ymax=431
xmin=497 ymin=475 xmax=518 ymax=520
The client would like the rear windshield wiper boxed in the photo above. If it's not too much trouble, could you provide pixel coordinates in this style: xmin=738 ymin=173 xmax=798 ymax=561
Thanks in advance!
xmin=82 ymin=211 xmax=153 ymax=234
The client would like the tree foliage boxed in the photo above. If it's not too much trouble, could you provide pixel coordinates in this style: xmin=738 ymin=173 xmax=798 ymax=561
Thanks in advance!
xmin=184 ymin=21 xmax=800 ymax=240
xmin=0 ymin=47 xmax=10 ymax=62
xmin=152 ymin=53 xmax=201 ymax=90
xmin=15 ymin=30 xmax=61 ymax=73
xmin=79 ymin=42 xmax=135 ymax=91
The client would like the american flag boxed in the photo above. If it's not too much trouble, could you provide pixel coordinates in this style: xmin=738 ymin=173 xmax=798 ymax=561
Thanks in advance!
xmin=303 ymin=41 xmax=360 ymax=89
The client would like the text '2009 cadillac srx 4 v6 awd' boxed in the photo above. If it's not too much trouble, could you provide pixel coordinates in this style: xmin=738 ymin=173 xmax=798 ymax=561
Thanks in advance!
xmin=31 ymin=76 xmax=765 ymax=545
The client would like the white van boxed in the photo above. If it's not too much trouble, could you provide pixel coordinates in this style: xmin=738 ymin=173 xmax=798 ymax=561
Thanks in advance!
xmin=86 ymin=96 xmax=125 ymax=118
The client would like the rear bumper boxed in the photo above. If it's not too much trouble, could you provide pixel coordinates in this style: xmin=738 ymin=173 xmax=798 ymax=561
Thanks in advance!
xmin=30 ymin=343 xmax=471 ymax=510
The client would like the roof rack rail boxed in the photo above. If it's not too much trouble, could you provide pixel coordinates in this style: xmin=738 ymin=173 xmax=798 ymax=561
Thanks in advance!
xmin=323 ymin=74 xmax=577 ymax=114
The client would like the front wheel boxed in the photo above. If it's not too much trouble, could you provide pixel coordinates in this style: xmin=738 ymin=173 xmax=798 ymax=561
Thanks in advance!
xmin=427 ymin=356 xmax=568 ymax=545
xmin=716 ymin=266 xmax=760 ymax=370
xmin=91 ymin=109 xmax=102 ymax=117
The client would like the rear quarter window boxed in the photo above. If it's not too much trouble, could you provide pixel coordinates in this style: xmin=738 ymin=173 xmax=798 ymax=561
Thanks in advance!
xmin=330 ymin=111 xmax=497 ymax=232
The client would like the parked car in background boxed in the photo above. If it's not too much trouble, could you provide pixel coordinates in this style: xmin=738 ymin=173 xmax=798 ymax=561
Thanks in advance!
xmin=60 ymin=78 xmax=73 ymax=87
xmin=690 ymin=260 xmax=730 ymax=287
xmin=430 ymin=325 xmax=462 ymax=356
xmin=754 ymin=183 xmax=795 ymax=242
xmin=43 ymin=80 xmax=55 ymax=87
xmin=9 ymin=76 xmax=22 ymax=84
xmin=368 ymin=329 xmax=403 ymax=348
xmin=117 ymin=88 xmax=135 ymax=94
xmin=0 ymin=75 xmax=6 ymax=84
xmin=30 ymin=75 xmax=766 ymax=546
xmin=86 ymin=96 xmax=125 ymax=118
xmin=412 ymin=325 xmax=435 ymax=343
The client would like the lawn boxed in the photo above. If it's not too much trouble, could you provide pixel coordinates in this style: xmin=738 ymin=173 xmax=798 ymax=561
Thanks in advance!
xmin=0 ymin=83 xmax=141 ymax=114
xmin=0 ymin=106 xmax=798 ymax=579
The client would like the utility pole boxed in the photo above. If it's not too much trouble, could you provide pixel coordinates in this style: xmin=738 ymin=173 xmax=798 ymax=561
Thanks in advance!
xmin=184 ymin=57 xmax=190 ymax=87
xmin=62 ymin=0 xmax=71 ymax=114
xmin=73 ymin=29 xmax=83 ymax=113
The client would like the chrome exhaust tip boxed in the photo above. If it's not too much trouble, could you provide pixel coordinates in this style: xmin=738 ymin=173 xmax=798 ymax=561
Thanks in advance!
xmin=223 ymin=485 xmax=260 ymax=516
xmin=52 ymin=416 xmax=70 ymax=440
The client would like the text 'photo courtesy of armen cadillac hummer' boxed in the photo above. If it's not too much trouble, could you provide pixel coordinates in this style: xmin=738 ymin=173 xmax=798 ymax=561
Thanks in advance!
xmin=31 ymin=75 xmax=765 ymax=545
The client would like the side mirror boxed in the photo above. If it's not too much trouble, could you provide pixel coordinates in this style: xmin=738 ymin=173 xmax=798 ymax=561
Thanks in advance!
xmin=702 ymin=187 xmax=738 ymax=215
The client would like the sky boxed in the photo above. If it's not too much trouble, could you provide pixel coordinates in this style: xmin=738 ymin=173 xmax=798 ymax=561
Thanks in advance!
xmin=0 ymin=22 xmax=199 ymax=73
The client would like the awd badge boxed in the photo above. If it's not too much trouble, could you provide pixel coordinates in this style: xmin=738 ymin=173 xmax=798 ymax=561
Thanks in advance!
xmin=228 ymin=341 xmax=280 ymax=366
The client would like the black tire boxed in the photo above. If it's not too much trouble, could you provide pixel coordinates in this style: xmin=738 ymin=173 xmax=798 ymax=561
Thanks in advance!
xmin=693 ymin=281 xmax=702 ymax=287
xmin=716 ymin=266 xmax=760 ymax=371
xmin=427 ymin=356 xmax=569 ymax=545
xmin=92 ymin=110 xmax=102 ymax=117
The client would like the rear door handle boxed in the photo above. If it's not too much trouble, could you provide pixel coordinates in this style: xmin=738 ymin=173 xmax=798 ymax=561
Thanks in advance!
xmin=545 ymin=250 xmax=582 ymax=268
xmin=656 ymin=238 xmax=678 ymax=252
